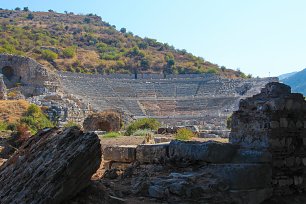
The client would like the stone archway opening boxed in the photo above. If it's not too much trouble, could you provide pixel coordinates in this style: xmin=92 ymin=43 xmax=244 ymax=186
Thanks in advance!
xmin=2 ymin=66 xmax=14 ymax=80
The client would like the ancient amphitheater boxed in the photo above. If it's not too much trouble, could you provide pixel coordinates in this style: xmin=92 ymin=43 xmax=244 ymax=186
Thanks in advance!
xmin=0 ymin=54 xmax=278 ymax=130
xmin=59 ymin=72 xmax=277 ymax=129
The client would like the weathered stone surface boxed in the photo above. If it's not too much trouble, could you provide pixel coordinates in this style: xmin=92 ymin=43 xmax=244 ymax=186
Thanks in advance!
xmin=136 ymin=143 xmax=169 ymax=164
xmin=0 ymin=127 xmax=101 ymax=204
xmin=169 ymin=140 xmax=237 ymax=163
xmin=0 ymin=74 xmax=7 ymax=100
xmin=230 ymin=82 xmax=306 ymax=195
xmin=0 ymin=54 xmax=60 ymax=94
xmin=83 ymin=111 xmax=122 ymax=132
xmin=232 ymin=149 xmax=272 ymax=163
xmin=230 ymin=188 xmax=273 ymax=204
xmin=103 ymin=145 xmax=136 ymax=162
xmin=206 ymin=164 xmax=272 ymax=190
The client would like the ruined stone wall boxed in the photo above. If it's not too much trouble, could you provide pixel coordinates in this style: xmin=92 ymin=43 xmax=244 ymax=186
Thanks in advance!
xmin=0 ymin=54 xmax=60 ymax=95
xmin=230 ymin=82 xmax=306 ymax=195
xmin=98 ymin=83 xmax=306 ymax=203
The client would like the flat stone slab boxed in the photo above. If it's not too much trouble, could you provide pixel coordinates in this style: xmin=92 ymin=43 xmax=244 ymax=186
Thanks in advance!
xmin=168 ymin=140 xmax=238 ymax=163
xmin=136 ymin=143 xmax=169 ymax=164
xmin=103 ymin=145 xmax=137 ymax=162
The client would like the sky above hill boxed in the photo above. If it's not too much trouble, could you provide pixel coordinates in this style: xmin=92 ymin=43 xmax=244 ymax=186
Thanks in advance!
xmin=2 ymin=0 xmax=306 ymax=77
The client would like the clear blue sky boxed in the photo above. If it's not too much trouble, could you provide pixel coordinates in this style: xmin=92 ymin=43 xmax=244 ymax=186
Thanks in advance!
xmin=1 ymin=0 xmax=306 ymax=77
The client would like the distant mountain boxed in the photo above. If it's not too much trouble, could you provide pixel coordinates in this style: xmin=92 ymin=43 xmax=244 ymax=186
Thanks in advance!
xmin=278 ymin=71 xmax=298 ymax=80
xmin=281 ymin=68 xmax=306 ymax=95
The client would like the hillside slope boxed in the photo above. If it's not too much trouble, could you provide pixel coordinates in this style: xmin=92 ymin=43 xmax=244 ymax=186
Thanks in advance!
xmin=0 ymin=9 xmax=243 ymax=78
xmin=282 ymin=68 xmax=306 ymax=95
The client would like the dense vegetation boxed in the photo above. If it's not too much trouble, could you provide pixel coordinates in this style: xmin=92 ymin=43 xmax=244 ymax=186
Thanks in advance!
xmin=0 ymin=103 xmax=53 ymax=135
xmin=125 ymin=118 xmax=160 ymax=136
xmin=0 ymin=9 xmax=246 ymax=78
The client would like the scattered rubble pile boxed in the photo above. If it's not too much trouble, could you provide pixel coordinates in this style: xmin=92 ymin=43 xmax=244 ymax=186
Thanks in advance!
xmin=83 ymin=111 xmax=122 ymax=132
xmin=230 ymin=82 xmax=306 ymax=196
xmin=0 ymin=127 xmax=101 ymax=204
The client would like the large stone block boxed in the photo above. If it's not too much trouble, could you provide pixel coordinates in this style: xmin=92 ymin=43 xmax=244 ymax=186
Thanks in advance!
xmin=103 ymin=145 xmax=136 ymax=162
xmin=206 ymin=163 xmax=272 ymax=190
xmin=136 ymin=143 xmax=169 ymax=164
xmin=232 ymin=149 xmax=272 ymax=163
xmin=168 ymin=140 xmax=238 ymax=163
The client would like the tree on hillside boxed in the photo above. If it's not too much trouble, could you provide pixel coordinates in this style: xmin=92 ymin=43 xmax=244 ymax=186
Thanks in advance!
xmin=26 ymin=13 xmax=34 ymax=20
xmin=221 ymin=66 xmax=226 ymax=72
xmin=15 ymin=7 xmax=21 ymax=11
xmin=23 ymin=7 xmax=29 ymax=12
xmin=120 ymin=27 xmax=126 ymax=33
xmin=84 ymin=17 xmax=91 ymax=24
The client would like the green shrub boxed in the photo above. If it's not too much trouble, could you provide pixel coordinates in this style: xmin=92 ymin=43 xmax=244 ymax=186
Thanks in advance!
xmin=103 ymin=132 xmax=121 ymax=138
xmin=125 ymin=118 xmax=160 ymax=136
xmin=27 ymin=13 xmax=34 ymax=20
xmin=175 ymin=128 xmax=194 ymax=141
xmin=0 ymin=122 xmax=7 ymax=131
xmin=63 ymin=46 xmax=76 ymax=58
xmin=41 ymin=49 xmax=58 ymax=61
xmin=20 ymin=104 xmax=54 ymax=134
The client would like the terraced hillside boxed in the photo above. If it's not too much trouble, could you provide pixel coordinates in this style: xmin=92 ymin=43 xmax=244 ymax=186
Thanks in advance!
xmin=0 ymin=9 xmax=245 ymax=78
xmin=60 ymin=72 xmax=277 ymax=129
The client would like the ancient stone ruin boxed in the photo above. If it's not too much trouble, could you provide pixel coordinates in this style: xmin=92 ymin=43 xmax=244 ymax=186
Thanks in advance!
xmin=83 ymin=111 xmax=122 ymax=132
xmin=60 ymin=72 xmax=277 ymax=131
xmin=95 ymin=82 xmax=306 ymax=203
xmin=0 ymin=82 xmax=304 ymax=203
xmin=0 ymin=53 xmax=277 ymax=130
xmin=0 ymin=54 xmax=60 ymax=96
xmin=230 ymin=82 xmax=306 ymax=195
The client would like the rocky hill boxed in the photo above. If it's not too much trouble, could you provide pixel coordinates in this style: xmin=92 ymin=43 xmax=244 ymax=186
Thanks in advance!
xmin=281 ymin=68 xmax=306 ymax=95
xmin=0 ymin=9 xmax=244 ymax=78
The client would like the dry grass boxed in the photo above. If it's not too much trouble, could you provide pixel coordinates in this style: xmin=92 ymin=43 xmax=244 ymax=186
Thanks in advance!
xmin=193 ymin=137 xmax=229 ymax=143
xmin=0 ymin=100 xmax=30 ymax=123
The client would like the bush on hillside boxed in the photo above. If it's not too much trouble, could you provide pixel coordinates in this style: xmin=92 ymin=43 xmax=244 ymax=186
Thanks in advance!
xmin=175 ymin=128 xmax=195 ymax=141
xmin=41 ymin=50 xmax=58 ymax=61
xmin=20 ymin=104 xmax=54 ymax=134
xmin=0 ymin=121 xmax=7 ymax=131
xmin=63 ymin=46 xmax=76 ymax=58
xmin=125 ymin=118 xmax=160 ymax=136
